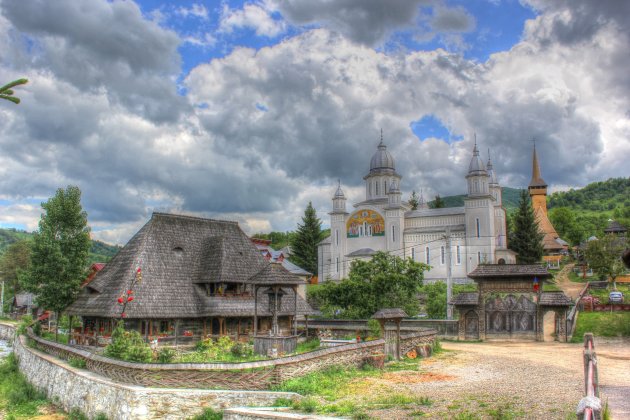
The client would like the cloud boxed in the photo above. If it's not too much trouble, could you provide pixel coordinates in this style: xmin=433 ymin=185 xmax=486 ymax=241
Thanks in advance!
xmin=176 ymin=3 xmax=209 ymax=20
xmin=219 ymin=1 xmax=287 ymax=37
xmin=0 ymin=0 xmax=188 ymax=123
xmin=1 ymin=0 xmax=628 ymax=245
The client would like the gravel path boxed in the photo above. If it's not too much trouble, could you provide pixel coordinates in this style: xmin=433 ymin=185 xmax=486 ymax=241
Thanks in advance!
xmin=362 ymin=339 xmax=630 ymax=419
xmin=555 ymin=263 xmax=586 ymax=299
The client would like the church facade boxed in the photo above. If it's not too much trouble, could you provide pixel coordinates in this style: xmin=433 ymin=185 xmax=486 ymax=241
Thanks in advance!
xmin=318 ymin=137 xmax=516 ymax=283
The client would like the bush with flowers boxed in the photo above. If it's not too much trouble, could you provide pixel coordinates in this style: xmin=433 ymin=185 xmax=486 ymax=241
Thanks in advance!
xmin=104 ymin=320 xmax=153 ymax=363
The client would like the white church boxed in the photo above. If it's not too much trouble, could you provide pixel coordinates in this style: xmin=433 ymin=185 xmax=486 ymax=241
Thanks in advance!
xmin=317 ymin=136 xmax=516 ymax=283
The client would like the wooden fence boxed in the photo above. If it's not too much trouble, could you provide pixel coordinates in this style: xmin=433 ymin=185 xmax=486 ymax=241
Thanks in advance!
xmin=576 ymin=333 xmax=601 ymax=420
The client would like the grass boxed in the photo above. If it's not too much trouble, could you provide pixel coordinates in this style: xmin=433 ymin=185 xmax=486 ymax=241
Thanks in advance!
xmin=571 ymin=312 xmax=630 ymax=342
xmin=0 ymin=353 xmax=49 ymax=418
xmin=191 ymin=407 xmax=223 ymax=419
xmin=68 ymin=356 xmax=87 ymax=369
xmin=41 ymin=331 xmax=69 ymax=344
xmin=295 ymin=338 xmax=320 ymax=353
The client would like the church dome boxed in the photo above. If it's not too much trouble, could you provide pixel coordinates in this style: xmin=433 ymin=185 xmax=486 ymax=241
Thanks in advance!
xmin=467 ymin=142 xmax=487 ymax=176
xmin=370 ymin=140 xmax=395 ymax=172
xmin=487 ymin=156 xmax=498 ymax=185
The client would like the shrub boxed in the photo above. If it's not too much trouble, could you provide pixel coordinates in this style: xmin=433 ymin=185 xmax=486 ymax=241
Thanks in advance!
xmin=104 ymin=320 xmax=152 ymax=363
xmin=367 ymin=319 xmax=382 ymax=338
xmin=32 ymin=321 xmax=42 ymax=337
xmin=17 ymin=314 xmax=33 ymax=335
xmin=68 ymin=357 xmax=87 ymax=369
xmin=230 ymin=342 xmax=253 ymax=358
xmin=157 ymin=347 xmax=176 ymax=363
xmin=191 ymin=408 xmax=223 ymax=420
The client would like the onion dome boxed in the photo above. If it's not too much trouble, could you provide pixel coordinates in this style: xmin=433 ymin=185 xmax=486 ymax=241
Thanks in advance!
xmin=333 ymin=179 xmax=345 ymax=199
xmin=487 ymin=151 xmax=498 ymax=185
xmin=467 ymin=140 xmax=487 ymax=177
xmin=370 ymin=132 xmax=395 ymax=172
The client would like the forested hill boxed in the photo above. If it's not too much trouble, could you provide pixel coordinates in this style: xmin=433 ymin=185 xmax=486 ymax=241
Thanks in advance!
xmin=434 ymin=187 xmax=523 ymax=211
xmin=548 ymin=177 xmax=630 ymax=213
xmin=0 ymin=227 xmax=121 ymax=263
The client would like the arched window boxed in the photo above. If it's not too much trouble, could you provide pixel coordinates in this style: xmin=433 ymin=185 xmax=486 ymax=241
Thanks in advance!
xmin=375 ymin=181 xmax=379 ymax=195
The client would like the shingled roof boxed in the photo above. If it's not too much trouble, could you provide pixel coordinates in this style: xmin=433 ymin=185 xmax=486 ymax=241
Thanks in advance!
xmin=249 ymin=262 xmax=305 ymax=286
xmin=66 ymin=213 xmax=315 ymax=319
xmin=450 ymin=292 xmax=479 ymax=306
xmin=468 ymin=264 xmax=551 ymax=279
xmin=372 ymin=308 xmax=408 ymax=319
xmin=539 ymin=292 xmax=573 ymax=306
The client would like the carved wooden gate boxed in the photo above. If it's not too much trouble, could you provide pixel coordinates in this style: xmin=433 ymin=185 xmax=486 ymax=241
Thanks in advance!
xmin=485 ymin=294 xmax=536 ymax=337
xmin=464 ymin=310 xmax=479 ymax=340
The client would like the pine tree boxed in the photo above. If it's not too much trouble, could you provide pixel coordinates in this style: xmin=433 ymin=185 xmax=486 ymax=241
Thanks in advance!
xmin=21 ymin=186 xmax=91 ymax=341
xmin=509 ymin=190 xmax=544 ymax=263
xmin=431 ymin=194 xmax=445 ymax=209
xmin=290 ymin=202 xmax=323 ymax=276
xmin=0 ymin=79 xmax=28 ymax=104
xmin=408 ymin=191 xmax=419 ymax=210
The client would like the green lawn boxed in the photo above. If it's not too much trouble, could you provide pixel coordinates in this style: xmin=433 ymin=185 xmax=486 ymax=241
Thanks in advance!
xmin=571 ymin=312 xmax=630 ymax=343
xmin=0 ymin=353 xmax=50 ymax=418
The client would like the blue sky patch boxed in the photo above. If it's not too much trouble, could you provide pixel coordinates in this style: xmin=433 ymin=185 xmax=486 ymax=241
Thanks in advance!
xmin=410 ymin=115 xmax=462 ymax=144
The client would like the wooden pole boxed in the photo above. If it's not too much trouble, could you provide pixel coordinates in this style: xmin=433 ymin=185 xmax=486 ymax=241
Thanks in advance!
xmin=254 ymin=286 xmax=258 ymax=337
xmin=293 ymin=286 xmax=298 ymax=336
xmin=305 ymin=315 xmax=309 ymax=338
xmin=203 ymin=318 xmax=207 ymax=338
xmin=396 ymin=320 xmax=401 ymax=360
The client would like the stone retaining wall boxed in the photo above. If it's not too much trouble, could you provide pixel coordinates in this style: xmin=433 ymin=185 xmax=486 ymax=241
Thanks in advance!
xmin=399 ymin=330 xmax=437 ymax=356
xmin=12 ymin=330 xmax=299 ymax=420
xmin=0 ymin=321 xmax=16 ymax=343
xmin=26 ymin=330 xmax=392 ymax=390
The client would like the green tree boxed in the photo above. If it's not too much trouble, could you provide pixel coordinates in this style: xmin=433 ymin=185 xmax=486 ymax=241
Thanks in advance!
xmin=431 ymin=195 xmax=445 ymax=209
xmin=408 ymin=191 xmax=419 ymax=210
xmin=290 ymin=202 xmax=323 ymax=275
xmin=21 ymin=186 xmax=91 ymax=341
xmin=549 ymin=207 xmax=583 ymax=245
xmin=423 ymin=281 xmax=447 ymax=319
xmin=0 ymin=240 xmax=32 ymax=308
xmin=0 ymin=79 xmax=28 ymax=104
xmin=308 ymin=252 xmax=428 ymax=318
xmin=585 ymin=234 xmax=628 ymax=289
xmin=509 ymin=190 xmax=544 ymax=263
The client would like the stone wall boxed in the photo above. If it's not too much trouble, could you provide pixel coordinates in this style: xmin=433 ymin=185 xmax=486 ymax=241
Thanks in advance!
xmin=299 ymin=318 xmax=457 ymax=338
xmin=399 ymin=330 xmax=437 ymax=356
xmin=0 ymin=321 xmax=16 ymax=343
xmin=12 ymin=331 xmax=299 ymax=420
xmin=26 ymin=330 xmax=389 ymax=390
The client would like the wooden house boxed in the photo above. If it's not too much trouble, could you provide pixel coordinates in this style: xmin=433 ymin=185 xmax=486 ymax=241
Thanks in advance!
xmin=66 ymin=213 xmax=317 ymax=344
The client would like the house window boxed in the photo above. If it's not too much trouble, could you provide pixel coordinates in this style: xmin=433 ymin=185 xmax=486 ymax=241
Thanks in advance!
xmin=425 ymin=247 xmax=430 ymax=264
xmin=456 ymin=245 xmax=461 ymax=265
xmin=440 ymin=246 xmax=445 ymax=265
xmin=476 ymin=218 xmax=480 ymax=238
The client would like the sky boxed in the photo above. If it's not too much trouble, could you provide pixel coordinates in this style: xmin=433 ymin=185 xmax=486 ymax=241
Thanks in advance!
xmin=0 ymin=0 xmax=629 ymax=244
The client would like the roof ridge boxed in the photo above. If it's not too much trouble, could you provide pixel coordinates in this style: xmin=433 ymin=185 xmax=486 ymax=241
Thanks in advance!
xmin=152 ymin=212 xmax=238 ymax=225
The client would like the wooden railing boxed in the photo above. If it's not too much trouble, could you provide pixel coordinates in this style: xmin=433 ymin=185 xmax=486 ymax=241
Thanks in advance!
xmin=576 ymin=333 xmax=601 ymax=420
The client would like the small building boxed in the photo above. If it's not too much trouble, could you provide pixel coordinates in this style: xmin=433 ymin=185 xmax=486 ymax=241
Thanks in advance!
xmin=66 ymin=213 xmax=317 ymax=344
xmin=11 ymin=292 xmax=37 ymax=317
xmin=250 ymin=238 xmax=313 ymax=295
xmin=451 ymin=264 xmax=572 ymax=342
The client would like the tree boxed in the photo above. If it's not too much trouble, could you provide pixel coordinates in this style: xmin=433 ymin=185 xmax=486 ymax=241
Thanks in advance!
xmin=509 ymin=190 xmax=544 ymax=263
xmin=21 ymin=186 xmax=91 ymax=340
xmin=431 ymin=195 xmax=445 ymax=209
xmin=290 ymin=202 xmax=323 ymax=275
xmin=0 ymin=79 xmax=28 ymax=104
xmin=308 ymin=252 xmax=429 ymax=318
xmin=424 ymin=281 xmax=447 ymax=319
xmin=549 ymin=207 xmax=583 ymax=245
xmin=585 ymin=234 xmax=628 ymax=289
xmin=408 ymin=191 xmax=419 ymax=210
xmin=0 ymin=239 xmax=32 ymax=305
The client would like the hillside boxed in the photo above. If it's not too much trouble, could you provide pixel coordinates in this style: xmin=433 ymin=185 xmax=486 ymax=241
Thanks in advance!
xmin=429 ymin=187 xmax=523 ymax=211
xmin=0 ymin=227 xmax=121 ymax=263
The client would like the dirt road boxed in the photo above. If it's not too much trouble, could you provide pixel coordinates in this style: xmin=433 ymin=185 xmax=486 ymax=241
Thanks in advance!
xmin=365 ymin=339 xmax=630 ymax=419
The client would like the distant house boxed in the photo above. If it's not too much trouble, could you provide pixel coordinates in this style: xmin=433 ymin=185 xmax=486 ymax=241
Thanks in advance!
xmin=82 ymin=263 xmax=106 ymax=287
xmin=66 ymin=213 xmax=317 ymax=343
xmin=11 ymin=292 xmax=37 ymax=317
xmin=250 ymin=238 xmax=313 ymax=292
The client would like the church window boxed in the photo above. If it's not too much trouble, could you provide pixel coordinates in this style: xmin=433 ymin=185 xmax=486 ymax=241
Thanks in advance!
xmin=392 ymin=225 xmax=396 ymax=242
xmin=456 ymin=245 xmax=461 ymax=265
xmin=411 ymin=247 xmax=415 ymax=260
xmin=375 ymin=182 xmax=379 ymax=195
xmin=425 ymin=247 xmax=430 ymax=263
xmin=368 ymin=224 xmax=373 ymax=236
xmin=336 ymin=257 xmax=340 ymax=273
xmin=476 ymin=218 xmax=480 ymax=238
xmin=369 ymin=182 xmax=372 ymax=196
xmin=359 ymin=225 xmax=364 ymax=237
xmin=384 ymin=181 xmax=388 ymax=194
xmin=335 ymin=229 xmax=339 ymax=246
xmin=474 ymin=181 xmax=479 ymax=192
xmin=477 ymin=252 xmax=481 ymax=264
xmin=440 ymin=246 xmax=445 ymax=265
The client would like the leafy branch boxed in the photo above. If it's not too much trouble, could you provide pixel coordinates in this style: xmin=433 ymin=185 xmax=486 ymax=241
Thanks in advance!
xmin=0 ymin=79 xmax=28 ymax=104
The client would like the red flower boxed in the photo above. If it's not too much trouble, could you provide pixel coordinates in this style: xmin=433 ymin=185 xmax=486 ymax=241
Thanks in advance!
xmin=121 ymin=312 xmax=127 ymax=318
xmin=117 ymin=297 xmax=123 ymax=304
xmin=127 ymin=290 xmax=133 ymax=295
xmin=137 ymin=268 xmax=142 ymax=273
xmin=127 ymin=296 xmax=134 ymax=302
